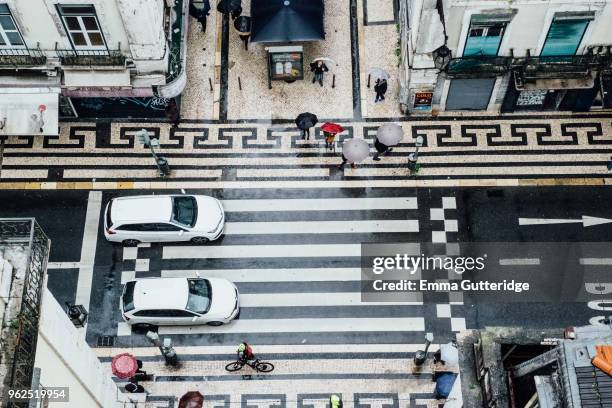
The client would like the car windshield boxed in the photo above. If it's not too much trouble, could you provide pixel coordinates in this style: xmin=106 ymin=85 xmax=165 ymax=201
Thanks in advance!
xmin=122 ymin=281 xmax=136 ymax=312
xmin=186 ymin=279 xmax=211 ymax=314
xmin=171 ymin=196 xmax=198 ymax=227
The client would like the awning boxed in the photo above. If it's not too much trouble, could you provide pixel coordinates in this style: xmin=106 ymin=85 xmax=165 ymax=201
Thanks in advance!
xmin=251 ymin=0 xmax=324 ymax=43
xmin=0 ymin=88 xmax=60 ymax=136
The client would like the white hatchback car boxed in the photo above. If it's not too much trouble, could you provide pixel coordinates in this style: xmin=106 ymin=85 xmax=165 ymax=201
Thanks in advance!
xmin=104 ymin=194 xmax=224 ymax=245
xmin=121 ymin=277 xmax=240 ymax=327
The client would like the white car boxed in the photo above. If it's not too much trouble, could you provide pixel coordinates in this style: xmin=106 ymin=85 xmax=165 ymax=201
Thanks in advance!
xmin=104 ymin=194 xmax=224 ymax=245
xmin=121 ymin=277 xmax=240 ymax=327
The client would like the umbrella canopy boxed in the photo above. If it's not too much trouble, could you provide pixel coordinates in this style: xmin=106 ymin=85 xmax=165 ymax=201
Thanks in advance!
xmin=251 ymin=0 xmax=325 ymax=43
xmin=295 ymin=112 xmax=318 ymax=130
xmin=312 ymin=57 xmax=335 ymax=66
xmin=321 ymin=122 xmax=344 ymax=134
xmin=233 ymin=15 xmax=252 ymax=34
xmin=217 ymin=0 xmax=241 ymax=14
xmin=342 ymin=138 xmax=370 ymax=163
xmin=368 ymin=67 xmax=390 ymax=80
xmin=111 ymin=353 xmax=138 ymax=379
xmin=178 ymin=391 xmax=204 ymax=408
xmin=376 ymin=123 xmax=404 ymax=146
xmin=440 ymin=343 xmax=459 ymax=365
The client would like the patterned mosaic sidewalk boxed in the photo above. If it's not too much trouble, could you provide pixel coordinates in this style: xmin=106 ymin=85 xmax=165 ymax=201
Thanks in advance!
xmin=1 ymin=114 xmax=611 ymax=189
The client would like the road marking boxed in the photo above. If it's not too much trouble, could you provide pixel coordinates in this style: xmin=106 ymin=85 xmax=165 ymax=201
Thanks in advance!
xmin=580 ymin=258 xmax=612 ymax=265
xmin=0 ymin=169 xmax=48 ymax=179
xmin=157 ymin=317 xmax=424 ymax=334
xmin=63 ymin=169 xmax=222 ymax=179
xmin=499 ymin=258 xmax=541 ymax=266
xmin=221 ymin=197 xmax=418 ymax=212
xmin=163 ymin=244 xmax=362 ymax=259
xmin=47 ymin=261 xmax=81 ymax=269
xmin=224 ymin=220 xmax=418 ymax=234
xmin=519 ymin=215 xmax=612 ymax=227
xmin=239 ymin=292 xmax=422 ymax=307
xmin=161 ymin=268 xmax=361 ymax=282
xmin=236 ymin=168 xmax=330 ymax=178
xmin=75 ymin=191 xmax=102 ymax=332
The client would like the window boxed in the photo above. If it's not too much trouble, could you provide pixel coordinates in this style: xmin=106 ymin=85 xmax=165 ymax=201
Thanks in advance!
xmin=154 ymin=223 xmax=184 ymax=232
xmin=133 ymin=309 xmax=196 ymax=318
xmin=463 ymin=22 xmax=506 ymax=56
xmin=58 ymin=4 xmax=106 ymax=49
xmin=116 ymin=224 xmax=145 ymax=231
xmin=186 ymin=279 xmax=211 ymax=314
xmin=541 ymin=18 xmax=590 ymax=56
xmin=122 ymin=281 xmax=136 ymax=312
xmin=172 ymin=196 xmax=198 ymax=228
xmin=0 ymin=4 xmax=25 ymax=48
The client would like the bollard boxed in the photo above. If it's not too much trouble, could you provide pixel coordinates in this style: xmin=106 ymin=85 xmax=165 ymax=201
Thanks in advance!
xmin=332 ymin=74 xmax=336 ymax=88
xmin=238 ymin=76 xmax=242 ymax=91
xmin=367 ymin=74 xmax=371 ymax=88
xmin=209 ymin=77 xmax=213 ymax=92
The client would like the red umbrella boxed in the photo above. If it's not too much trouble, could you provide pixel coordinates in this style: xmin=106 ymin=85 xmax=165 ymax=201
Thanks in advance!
xmin=321 ymin=122 xmax=344 ymax=134
xmin=111 ymin=353 xmax=138 ymax=379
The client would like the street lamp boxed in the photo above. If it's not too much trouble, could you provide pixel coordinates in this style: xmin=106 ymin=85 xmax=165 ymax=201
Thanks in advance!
xmin=408 ymin=136 xmax=424 ymax=174
xmin=414 ymin=332 xmax=434 ymax=366
xmin=136 ymin=129 xmax=170 ymax=177
xmin=433 ymin=45 xmax=452 ymax=71
xmin=146 ymin=331 xmax=178 ymax=366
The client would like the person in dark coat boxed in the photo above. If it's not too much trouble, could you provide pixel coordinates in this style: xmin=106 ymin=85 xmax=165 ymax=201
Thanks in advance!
xmin=190 ymin=0 xmax=211 ymax=33
xmin=374 ymin=78 xmax=387 ymax=103
xmin=165 ymin=99 xmax=180 ymax=128
xmin=608 ymin=155 xmax=612 ymax=171
xmin=310 ymin=61 xmax=329 ymax=86
xmin=231 ymin=6 xmax=242 ymax=20
xmin=372 ymin=137 xmax=392 ymax=161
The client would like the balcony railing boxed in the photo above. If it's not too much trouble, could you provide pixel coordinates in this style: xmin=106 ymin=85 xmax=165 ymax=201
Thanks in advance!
xmin=0 ymin=47 xmax=47 ymax=67
xmin=55 ymin=43 xmax=126 ymax=66
xmin=446 ymin=56 xmax=512 ymax=78
xmin=512 ymin=55 xmax=596 ymax=79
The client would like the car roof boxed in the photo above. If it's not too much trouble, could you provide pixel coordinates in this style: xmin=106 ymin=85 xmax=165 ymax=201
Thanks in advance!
xmin=111 ymin=195 xmax=173 ymax=225
xmin=132 ymin=278 xmax=189 ymax=310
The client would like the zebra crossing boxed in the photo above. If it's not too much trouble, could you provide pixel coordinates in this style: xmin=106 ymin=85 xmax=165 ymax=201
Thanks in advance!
xmin=107 ymin=192 xmax=464 ymax=346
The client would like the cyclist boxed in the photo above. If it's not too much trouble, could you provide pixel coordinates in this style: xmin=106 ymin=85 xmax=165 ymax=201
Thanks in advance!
xmin=237 ymin=342 xmax=254 ymax=362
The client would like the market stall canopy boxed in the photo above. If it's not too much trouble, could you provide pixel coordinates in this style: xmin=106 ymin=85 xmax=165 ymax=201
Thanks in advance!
xmin=251 ymin=0 xmax=324 ymax=43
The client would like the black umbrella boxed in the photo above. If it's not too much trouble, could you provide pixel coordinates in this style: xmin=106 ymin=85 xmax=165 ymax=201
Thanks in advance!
xmin=217 ymin=0 xmax=241 ymax=14
xmin=233 ymin=16 xmax=251 ymax=34
xmin=295 ymin=112 xmax=318 ymax=130
xmin=251 ymin=0 xmax=325 ymax=43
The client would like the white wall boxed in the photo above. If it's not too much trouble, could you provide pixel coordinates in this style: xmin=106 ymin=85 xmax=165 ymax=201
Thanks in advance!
xmin=34 ymin=288 xmax=120 ymax=408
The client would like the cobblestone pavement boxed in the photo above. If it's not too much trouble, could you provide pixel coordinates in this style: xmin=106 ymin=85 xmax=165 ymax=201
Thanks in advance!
xmin=1 ymin=114 xmax=611 ymax=189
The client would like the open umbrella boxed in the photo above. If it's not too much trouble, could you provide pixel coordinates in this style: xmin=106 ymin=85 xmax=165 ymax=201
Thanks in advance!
xmin=440 ymin=342 xmax=459 ymax=365
xmin=111 ymin=353 xmax=138 ymax=379
xmin=376 ymin=123 xmax=404 ymax=146
xmin=342 ymin=138 xmax=370 ymax=163
xmin=233 ymin=15 xmax=251 ymax=34
xmin=368 ymin=67 xmax=390 ymax=80
xmin=312 ymin=57 xmax=335 ymax=66
xmin=217 ymin=0 xmax=241 ymax=14
xmin=178 ymin=391 xmax=204 ymax=408
xmin=321 ymin=122 xmax=344 ymax=134
xmin=295 ymin=112 xmax=318 ymax=130
xmin=251 ymin=0 xmax=325 ymax=43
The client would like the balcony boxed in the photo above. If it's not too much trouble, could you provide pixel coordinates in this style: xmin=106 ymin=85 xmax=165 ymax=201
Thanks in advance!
xmin=0 ymin=47 xmax=47 ymax=68
xmin=55 ymin=44 xmax=126 ymax=67
xmin=512 ymin=55 xmax=597 ymax=80
xmin=446 ymin=56 xmax=512 ymax=78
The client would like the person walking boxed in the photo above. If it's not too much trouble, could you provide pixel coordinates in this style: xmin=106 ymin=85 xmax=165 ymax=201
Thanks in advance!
xmin=374 ymin=78 xmax=387 ymax=103
xmin=337 ymin=153 xmax=357 ymax=169
xmin=372 ymin=137 xmax=392 ymax=161
xmin=164 ymin=99 xmax=180 ymax=128
xmin=608 ymin=155 xmax=612 ymax=171
xmin=323 ymin=131 xmax=336 ymax=150
xmin=310 ymin=60 xmax=329 ymax=87
xmin=190 ymin=0 xmax=211 ymax=33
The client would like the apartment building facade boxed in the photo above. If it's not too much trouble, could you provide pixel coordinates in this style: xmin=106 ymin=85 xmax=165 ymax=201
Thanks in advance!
xmin=399 ymin=0 xmax=612 ymax=114
xmin=0 ymin=0 xmax=188 ymax=135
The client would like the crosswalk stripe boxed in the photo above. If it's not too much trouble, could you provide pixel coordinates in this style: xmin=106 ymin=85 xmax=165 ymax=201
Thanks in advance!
xmin=237 ymin=168 xmax=331 ymax=178
xmin=224 ymin=220 xmax=419 ymax=234
xmin=163 ymin=244 xmax=362 ymax=259
xmin=157 ymin=317 xmax=424 ymax=334
xmin=63 ymin=168 xmax=222 ymax=178
xmin=221 ymin=197 xmax=418 ymax=212
xmin=239 ymin=293 xmax=422 ymax=307
xmin=161 ymin=268 xmax=361 ymax=281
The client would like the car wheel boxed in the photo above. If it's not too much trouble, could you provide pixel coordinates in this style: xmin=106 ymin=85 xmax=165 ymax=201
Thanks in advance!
xmin=207 ymin=321 xmax=224 ymax=326
xmin=191 ymin=236 xmax=210 ymax=244
xmin=122 ymin=239 xmax=140 ymax=247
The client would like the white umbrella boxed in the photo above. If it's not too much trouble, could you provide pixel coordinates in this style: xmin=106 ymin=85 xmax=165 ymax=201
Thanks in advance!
xmin=312 ymin=57 xmax=335 ymax=66
xmin=440 ymin=343 xmax=458 ymax=365
xmin=342 ymin=138 xmax=370 ymax=163
xmin=376 ymin=123 xmax=404 ymax=146
xmin=368 ymin=67 xmax=390 ymax=80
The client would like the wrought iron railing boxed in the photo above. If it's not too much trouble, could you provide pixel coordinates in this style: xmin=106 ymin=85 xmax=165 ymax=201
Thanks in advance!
xmin=0 ymin=219 xmax=50 ymax=408
xmin=446 ymin=56 xmax=512 ymax=77
xmin=512 ymin=54 xmax=612 ymax=80
xmin=55 ymin=43 xmax=126 ymax=66
xmin=166 ymin=0 xmax=184 ymax=83
xmin=0 ymin=47 xmax=47 ymax=67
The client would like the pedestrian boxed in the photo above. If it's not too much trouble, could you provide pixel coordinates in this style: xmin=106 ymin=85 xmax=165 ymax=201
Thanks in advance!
xmin=190 ymin=0 xmax=211 ymax=33
xmin=125 ymin=382 xmax=145 ymax=393
xmin=608 ymin=155 xmax=612 ymax=171
xmin=310 ymin=60 xmax=329 ymax=87
xmin=164 ymin=99 xmax=180 ymax=128
xmin=323 ymin=131 xmax=336 ymax=150
xmin=237 ymin=342 xmax=254 ymax=362
xmin=337 ymin=153 xmax=357 ymax=169
xmin=135 ymin=360 xmax=147 ymax=376
xmin=231 ymin=6 xmax=242 ymax=20
xmin=372 ymin=137 xmax=392 ymax=161
xmin=374 ymin=78 xmax=387 ymax=103
xmin=239 ymin=33 xmax=250 ymax=50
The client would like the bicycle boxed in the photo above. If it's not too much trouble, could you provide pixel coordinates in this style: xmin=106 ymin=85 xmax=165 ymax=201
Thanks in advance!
xmin=225 ymin=356 xmax=274 ymax=373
